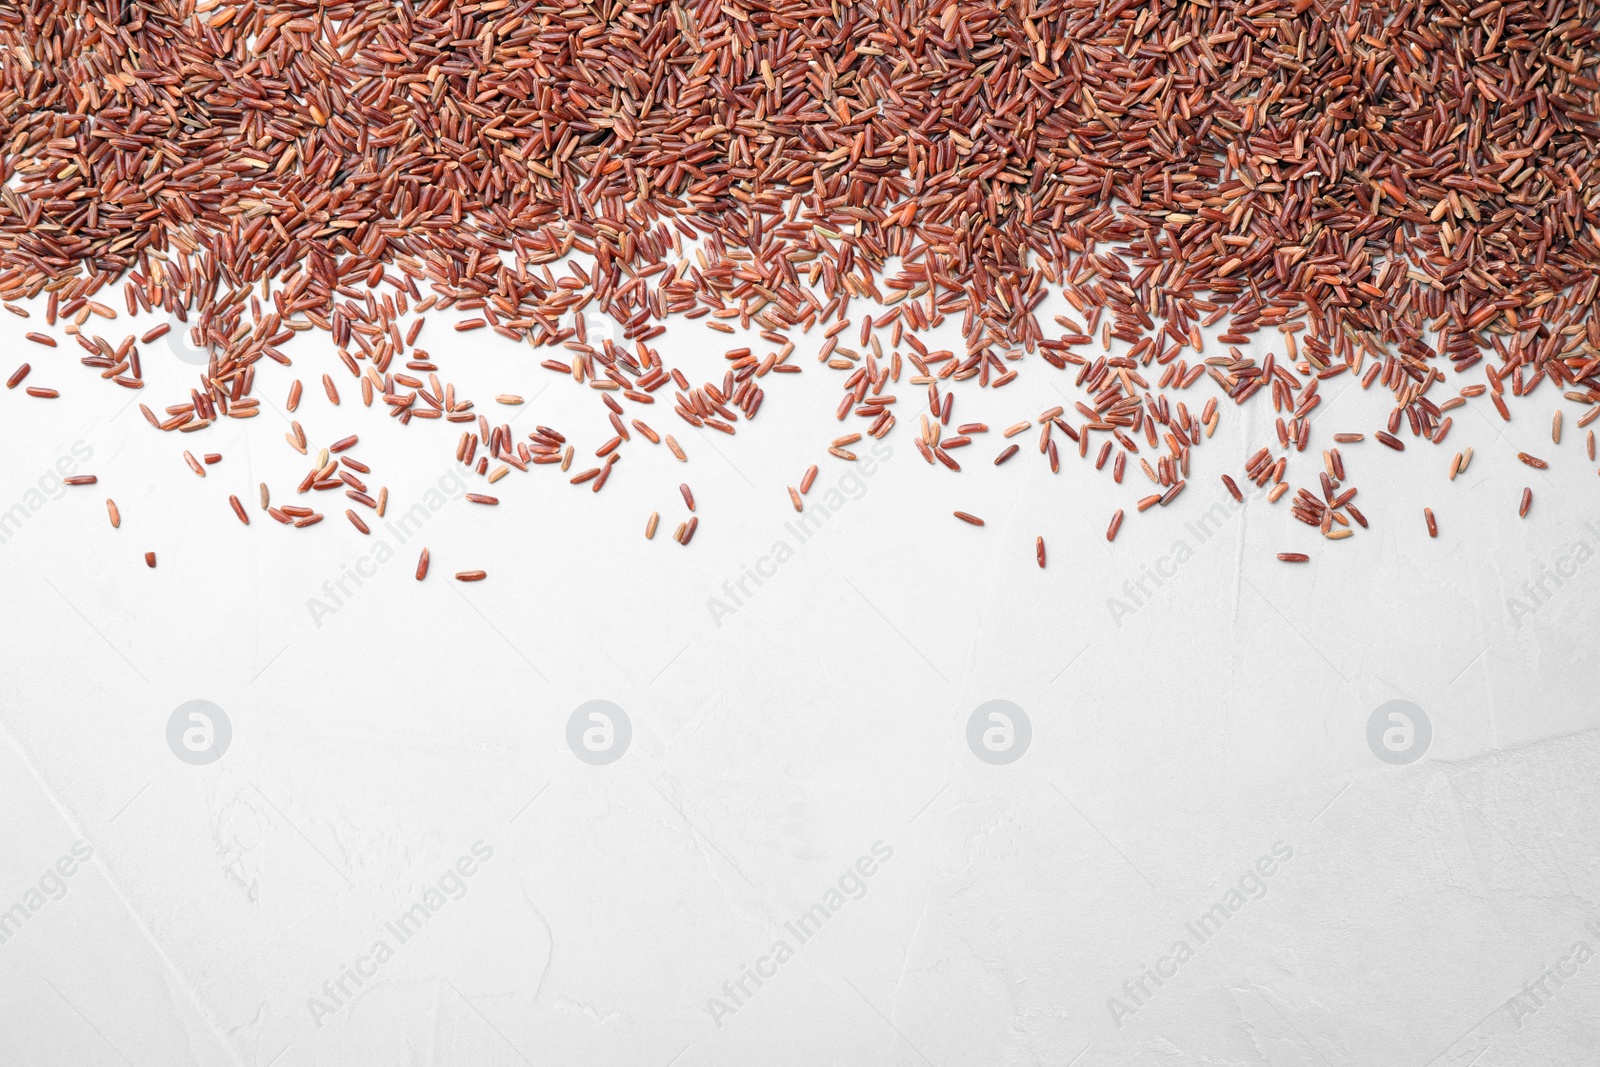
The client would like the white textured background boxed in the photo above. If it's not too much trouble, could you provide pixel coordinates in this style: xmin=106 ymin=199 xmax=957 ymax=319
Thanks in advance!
xmin=0 ymin=277 xmax=1596 ymax=1067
